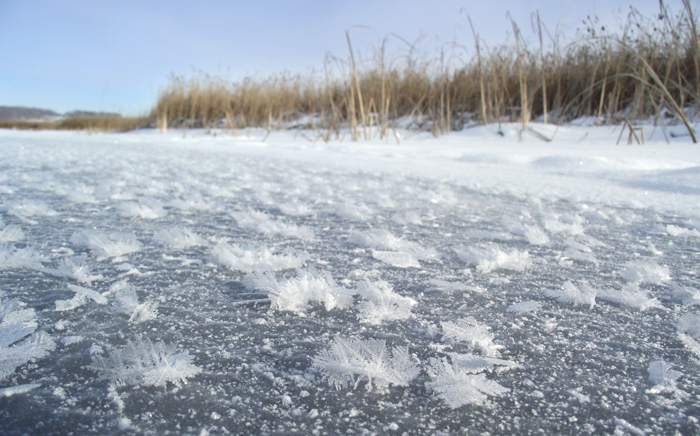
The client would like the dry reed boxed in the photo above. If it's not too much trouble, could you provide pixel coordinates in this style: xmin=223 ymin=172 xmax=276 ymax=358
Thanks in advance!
xmin=151 ymin=3 xmax=700 ymax=141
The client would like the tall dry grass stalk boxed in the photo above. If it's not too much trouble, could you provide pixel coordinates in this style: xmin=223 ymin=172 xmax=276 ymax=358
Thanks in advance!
xmin=149 ymin=2 xmax=700 ymax=141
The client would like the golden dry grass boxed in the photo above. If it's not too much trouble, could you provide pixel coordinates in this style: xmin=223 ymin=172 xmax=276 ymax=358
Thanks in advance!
xmin=151 ymin=3 xmax=700 ymax=141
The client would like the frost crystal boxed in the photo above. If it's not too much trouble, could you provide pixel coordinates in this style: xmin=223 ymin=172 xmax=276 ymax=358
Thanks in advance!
xmin=243 ymin=270 xmax=352 ymax=313
xmin=620 ymin=259 xmax=671 ymax=284
xmin=110 ymin=281 xmax=159 ymax=323
xmin=212 ymin=242 xmax=308 ymax=272
xmin=90 ymin=338 xmax=200 ymax=388
xmin=371 ymin=250 xmax=421 ymax=268
xmin=119 ymin=202 xmax=167 ymax=220
xmin=0 ymin=244 xmax=47 ymax=270
xmin=154 ymin=227 xmax=206 ymax=249
xmin=0 ymin=225 xmax=24 ymax=243
xmin=441 ymin=317 xmax=503 ymax=357
xmin=1 ymin=299 xmax=55 ymax=381
xmin=506 ymin=300 xmax=542 ymax=314
xmin=356 ymin=280 xmax=417 ymax=324
xmin=545 ymin=281 xmax=597 ymax=309
xmin=647 ymin=360 xmax=687 ymax=400
xmin=42 ymin=255 xmax=103 ymax=284
xmin=427 ymin=357 xmax=510 ymax=409
xmin=70 ymin=230 xmax=142 ymax=259
xmin=598 ymin=283 xmax=662 ymax=311
xmin=231 ymin=209 xmax=314 ymax=240
xmin=673 ymin=285 xmax=700 ymax=306
xmin=456 ymin=245 xmax=530 ymax=273
xmin=313 ymin=337 xmax=419 ymax=392
xmin=677 ymin=313 xmax=700 ymax=358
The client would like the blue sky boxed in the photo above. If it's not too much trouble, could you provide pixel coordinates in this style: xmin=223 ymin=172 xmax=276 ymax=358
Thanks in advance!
xmin=0 ymin=1 xmax=669 ymax=115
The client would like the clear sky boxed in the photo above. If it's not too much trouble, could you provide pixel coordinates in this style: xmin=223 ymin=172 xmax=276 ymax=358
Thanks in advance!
xmin=0 ymin=0 xmax=673 ymax=116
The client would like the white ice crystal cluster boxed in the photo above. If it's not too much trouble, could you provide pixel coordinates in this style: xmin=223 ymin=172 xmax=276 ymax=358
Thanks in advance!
xmin=1 ymin=297 xmax=55 ymax=382
xmin=0 ymin=224 xmax=24 ymax=243
xmin=313 ymin=337 xmax=419 ymax=392
xmin=109 ymin=280 xmax=159 ymax=323
xmin=456 ymin=244 xmax=530 ymax=273
xmin=70 ymin=230 xmax=142 ymax=259
xmin=0 ymin=244 xmax=46 ymax=270
xmin=154 ymin=227 xmax=207 ymax=250
xmin=212 ymin=242 xmax=308 ymax=272
xmin=243 ymin=270 xmax=352 ymax=313
xmin=355 ymin=280 xmax=417 ymax=324
xmin=39 ymin=255 xmax=103 ymax=284
xmin=55 ymin=284 xmax=107 ymax=312
xmin=545 ymin=281 xmax=597 ymax=309
xmin=90 ymin=337 xmax=200 ymax=388
xmin=231 ymin=209 xmax=314 ymax=240
xmin=349 ymin=229 xmax=437 ymax=268
xmin=441 ymin=317 xmax=503 ymax=357
xmin=426 ymin=357 xmax=511 ymax=409
xmin=677 ymin=313 xmax=700 ymax=358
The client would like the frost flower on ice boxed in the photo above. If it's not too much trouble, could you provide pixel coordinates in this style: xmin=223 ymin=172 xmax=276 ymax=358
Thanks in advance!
xmin=231 ymin=208 xmax=314 ymax=240
xmin=211 ymin=241 xmax=308 ymax=272
xmin=597 ymin=283 xmax=662 ymax=311
xmin=0 ymin=225 xmax=24 ymax=243
xmin=456 ymin=244 xmax=530 ymax=273
xmin=110 ymin=280 xmax=159 ymax=323
xmin=1 ymin=298 xmax=55 ymax=381
xmin=620 ymin=259 xmax=671 ymax=284
xmin=42 ymin=255 xmax=103 ymax=284
xmin=673 ymin=284 xmax=700 ymax=307
xmin=243 ymin=270 xmax=352 ymax=314
xmin=545 ymin=281 xmax=597 ymax=309
xmin=313 ymin=337 xmax=419 ymax=392
xmin=70 ymin=230 xmax=141 ymax=259
xmin=647 ymin=360 xmax=687 ymax=400
xmin=427 ymin=357 xmax=510 ymax=409
xmin=90 ymin=337 xmax=200 ymax=388
xmin=356 ymin=280 xmax=417 ymax=324
xmin=441 ymin=317 xmax=503 ymax=357
xmin=154 ymin=227 xmax=206 ymax=250
xmin=0 ymin=244 xmax=47 ymax=270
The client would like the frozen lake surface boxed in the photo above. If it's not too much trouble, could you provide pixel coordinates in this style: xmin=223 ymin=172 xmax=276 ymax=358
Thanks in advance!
xmin=1 ymin=126 xmax=699 ymax=435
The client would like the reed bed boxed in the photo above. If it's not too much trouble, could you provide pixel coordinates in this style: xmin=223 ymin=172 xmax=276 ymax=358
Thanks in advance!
xmin=151 ymin=2 xmax=700 ymax=141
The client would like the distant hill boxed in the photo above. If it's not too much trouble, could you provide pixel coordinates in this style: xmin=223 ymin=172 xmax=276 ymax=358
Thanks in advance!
xmin=0 ymin=106 xmax=60 ymax=121
xmin=0 ymin=106 xmax=121 ymax=121
xmin=64 ymin=110 xmax=121 ymax=118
